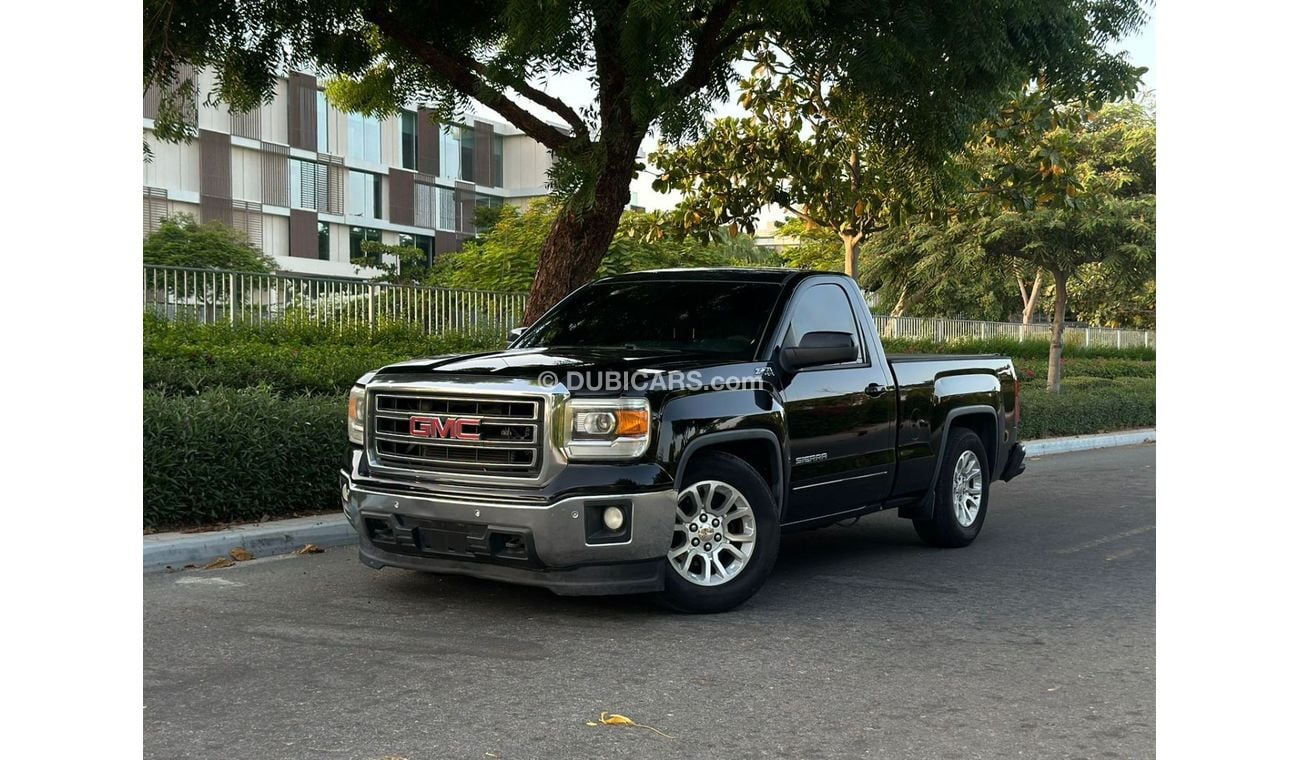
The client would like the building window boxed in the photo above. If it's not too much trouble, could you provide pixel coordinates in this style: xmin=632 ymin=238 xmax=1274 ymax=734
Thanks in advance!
xmin=473 ymin=194 xmax=505 ymax=233
xmin=459 ymin=126 xmax=475 ymax=182
xmin=317 ymin=222 xmax=330 ymax=261
xmin=492 ymin=134 xmax=504 ymax=187
xmin=347 ymin=113 xmax=381 ymax=163
xmin=400 ymin=111 xmax=418 ymax=170
xmin=316 ymin=91 xmax=330 ymax=153
xmin=349 ymin=226 xmax=383 ymax=261
xmin=290 ymin=158 xmax=329 ymax=210
xmin=436 ymin=187 xmax=457 ymax=231
xmin=399 ymin=233 xmax=435 ymax=266
xmin=439 ymin=126 xmax=461 ymax=181
xmin=347 ymin=170 xmax=382 ymax=219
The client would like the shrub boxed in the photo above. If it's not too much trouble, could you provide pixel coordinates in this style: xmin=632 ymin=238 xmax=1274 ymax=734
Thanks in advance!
xmin=143 ymin=388 xmax=346 ymax=531
xmin=882 ymin=335 xmax=1155 ymax=362
xmin=144 ymin=316 xmax=504 ymax=395
xmin=1013 ymin=357 xmax=1156 ymax=386
xmin=144 ymin=214 xmax=276 ymax=272
xmin=1019 ymin=378 xmax=1156 ymax=439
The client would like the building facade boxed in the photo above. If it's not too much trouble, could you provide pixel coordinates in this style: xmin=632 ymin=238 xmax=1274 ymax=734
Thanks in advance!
xmin=143 ymin=69 xmax=556 ymax=277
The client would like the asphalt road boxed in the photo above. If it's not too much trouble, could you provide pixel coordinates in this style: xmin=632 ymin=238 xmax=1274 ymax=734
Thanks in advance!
xmin=144 ymin=444 xmax=1155 ymax=760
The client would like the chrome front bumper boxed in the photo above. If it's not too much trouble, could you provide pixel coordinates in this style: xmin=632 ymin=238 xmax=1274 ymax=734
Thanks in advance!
xmin=341 ymin=472 xmax=678 ymax=595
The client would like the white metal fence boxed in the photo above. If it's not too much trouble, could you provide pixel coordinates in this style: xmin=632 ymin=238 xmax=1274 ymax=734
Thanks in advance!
xmin=874 ymin=314 xmax=1154 ymax=350
xmin=143 ymin=265 xmax=528 ymax=335
xmin=143 ymin=265 xmax=1154 ymax=348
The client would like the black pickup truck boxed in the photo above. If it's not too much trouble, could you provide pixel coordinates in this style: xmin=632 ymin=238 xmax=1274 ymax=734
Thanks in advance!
xmin=342 ymin=269 xmax=1025 ymax=612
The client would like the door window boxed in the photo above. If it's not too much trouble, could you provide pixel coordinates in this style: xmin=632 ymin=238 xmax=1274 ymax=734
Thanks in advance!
xmin=785 ymin=283 xmax=862 ymax=364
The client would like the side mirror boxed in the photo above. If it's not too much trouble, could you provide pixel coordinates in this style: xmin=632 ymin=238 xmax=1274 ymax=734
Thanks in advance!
xmin=507 ymin=326 xmax=527 ymax=345
xmin=779 ymin=331 xmax=857 ymax=372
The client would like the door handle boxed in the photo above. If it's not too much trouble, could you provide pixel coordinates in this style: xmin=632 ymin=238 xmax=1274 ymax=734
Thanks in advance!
xmin=864 ymin=383 xmax=888 ymax=398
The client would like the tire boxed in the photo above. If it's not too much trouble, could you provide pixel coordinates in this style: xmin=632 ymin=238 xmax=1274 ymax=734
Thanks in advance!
xmin=913 ymin=428 xmax=989 ymax=548
xmin=655 ymin=451 xmax=780 ymax=614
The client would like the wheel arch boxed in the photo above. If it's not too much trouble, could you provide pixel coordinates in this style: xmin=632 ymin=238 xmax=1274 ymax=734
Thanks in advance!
xmin=909 ymin=405 xmax=1001 ymax=521
xmin=675 ymin=430 xmax=787 ymax=518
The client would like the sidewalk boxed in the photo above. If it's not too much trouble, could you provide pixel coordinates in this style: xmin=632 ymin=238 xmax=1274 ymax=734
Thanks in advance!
xmin=144 ymin=428 xmax=1156 ymax=570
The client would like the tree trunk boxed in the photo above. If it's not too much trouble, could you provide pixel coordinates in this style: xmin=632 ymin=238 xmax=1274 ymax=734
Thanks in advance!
xmin=1020 ymin=269 xmax=1043 ymax=325
xmin=522 ymin=148 xmax=637 ymax=324
xmin=1046 ymin=267 xmax=1068 ymax=394
xmin=842 ymin=234 xmax=858 ymax=281
xmin=1018 ymin=269 xmax=1043 ymax=341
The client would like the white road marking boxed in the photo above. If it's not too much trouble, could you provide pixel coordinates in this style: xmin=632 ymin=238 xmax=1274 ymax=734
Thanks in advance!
xmin=1105 ymin=547 xmax=1144 ymax=562
xmin=1055 ymin=524 xmax=1155 ymax=555
xmin=175 ymin=577 xmax=245 ymax=587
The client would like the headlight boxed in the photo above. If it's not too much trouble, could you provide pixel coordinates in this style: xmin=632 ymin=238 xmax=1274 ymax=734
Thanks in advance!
xmin=347 ymin=386 xmax=366 ymax=445
xmin=562 ymin=398 xmax=651 ymax=460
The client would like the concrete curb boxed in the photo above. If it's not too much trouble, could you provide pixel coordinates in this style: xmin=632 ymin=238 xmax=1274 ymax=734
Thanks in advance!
xmin=144 ymin=428 xmax=1156 ymax=570
xmin=1022 ymin=428 xmax=1155 ymax=457
xmin=144 ymin=514 xmax=355 ymax=571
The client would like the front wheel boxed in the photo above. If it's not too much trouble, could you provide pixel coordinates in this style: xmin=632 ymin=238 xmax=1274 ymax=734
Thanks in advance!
xmin=656 ymin=452 xmax=780 ymax=614
xmin=913 ymin=428 xmax=989 ymax=548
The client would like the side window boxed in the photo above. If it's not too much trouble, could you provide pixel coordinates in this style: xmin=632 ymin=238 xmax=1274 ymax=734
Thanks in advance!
xmin=784 ymin=283 xmax=862 ymax=364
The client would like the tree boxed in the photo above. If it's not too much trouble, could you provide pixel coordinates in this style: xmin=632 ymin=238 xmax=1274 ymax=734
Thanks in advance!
xmin=874 ymin=99 xmax=1156 ymax=391
xmin=352 ymin=241 xmax=436 ymax=286
xmin=650 ymin=57 xmax=955 ymax=279
xmin=143 ymin=214 xmax=276 ymax=272
xmin=146 ymin=0 xmax=1148 ymax=322
xmin=436 ymin=200 xmax=756 ymax=292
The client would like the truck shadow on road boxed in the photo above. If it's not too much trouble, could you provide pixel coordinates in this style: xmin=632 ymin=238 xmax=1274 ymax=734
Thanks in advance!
xmin=375 ymin=516 xmax=939 ymax=617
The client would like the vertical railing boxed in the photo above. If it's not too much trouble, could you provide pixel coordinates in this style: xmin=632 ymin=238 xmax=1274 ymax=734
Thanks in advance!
xmin=143 ymin=265 xmax=1151 ymax=347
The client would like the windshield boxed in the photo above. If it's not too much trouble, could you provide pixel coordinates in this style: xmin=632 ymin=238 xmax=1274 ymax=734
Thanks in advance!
xmin=515 ymin=279 xmax=782 ymax=358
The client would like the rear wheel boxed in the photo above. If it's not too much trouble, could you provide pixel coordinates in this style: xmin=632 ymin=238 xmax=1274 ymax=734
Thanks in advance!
xmin=913 ymin=428 xmax=989 ymax=548
xmin=656 ymin=452 xmax=779 ymax=613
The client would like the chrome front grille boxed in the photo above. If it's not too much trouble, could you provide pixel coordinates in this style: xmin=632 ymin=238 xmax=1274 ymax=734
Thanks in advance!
xmin=369 ymin=391 xmax=544 ymax=477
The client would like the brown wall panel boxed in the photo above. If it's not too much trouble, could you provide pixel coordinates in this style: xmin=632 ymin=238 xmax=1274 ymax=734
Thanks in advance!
xmin=389 ymin=169 xmax=415 ymax=226
xmin=289 ymin=209 xmax=319 ymax=259
xmin=199 ymin=129 xmax=232 ymax=225
xmin=434 ymin=230 xmax=459 ymax=256
xmin=287 ymin=72 xmax=318 ymax=151
xmin=474 ymin=121 xmax=494 ymax=188
xmin=417 ymin=108 xmax=439 ymax=176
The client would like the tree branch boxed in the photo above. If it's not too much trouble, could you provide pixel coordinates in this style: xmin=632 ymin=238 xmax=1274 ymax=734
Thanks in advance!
xmin=781 ymin=203 xmax=830 ymax=230
xmin=664 ymin=1 xmax=762 ymax=103
xmin=364 ymin=5 xmax=580 ymax=152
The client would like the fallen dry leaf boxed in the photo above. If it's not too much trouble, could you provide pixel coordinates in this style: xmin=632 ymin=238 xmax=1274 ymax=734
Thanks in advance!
xmin=203 ymin=557 xmax=235 ymax=570
xmin=230 ymin=547 xmax=254 ymax=562
xmin=295 ymin=543 xmax=325 ymax=555
xmin=598 ymin=712 xmax=673 ymax=739
xmin=182 ymin=564 xmax=198 ymax=570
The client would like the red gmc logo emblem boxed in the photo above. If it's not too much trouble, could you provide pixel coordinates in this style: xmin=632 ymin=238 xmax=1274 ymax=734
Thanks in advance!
xmin=409 ymin=415 xmax=481 ymax=440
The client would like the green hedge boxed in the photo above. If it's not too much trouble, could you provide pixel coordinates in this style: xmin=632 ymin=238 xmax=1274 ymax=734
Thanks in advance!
xmin=143 ymin=379 xmax=1154 ymax=530
xmin=882 ymin=335 xmax=1155 ymax=362
xmin=1019 ymin=377 xmax=1156 ymax=439
xmin=142 ymin=319 xmax=1156 ymax=529
xmin=143 ymin=388 xmax=346 ymax=531
xmin=144 ymin=316 xmax=503 ymax=395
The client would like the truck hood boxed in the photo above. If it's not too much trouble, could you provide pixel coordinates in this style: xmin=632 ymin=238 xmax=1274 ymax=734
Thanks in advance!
xmin=372 ymin=346 xmax=725 ymax=380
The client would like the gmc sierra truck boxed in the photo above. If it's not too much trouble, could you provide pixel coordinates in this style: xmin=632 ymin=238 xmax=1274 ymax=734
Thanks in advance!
xmin=341 ymin=269 xmax=1025 ymax=612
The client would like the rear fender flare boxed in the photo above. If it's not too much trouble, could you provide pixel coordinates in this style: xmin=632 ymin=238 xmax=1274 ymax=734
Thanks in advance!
xmin=904 ymin=405 xmax=1001 ymax=521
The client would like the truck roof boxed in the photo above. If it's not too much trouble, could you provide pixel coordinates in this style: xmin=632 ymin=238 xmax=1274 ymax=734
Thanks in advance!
xmin=594 ymin=267 xmax=849 ymax=285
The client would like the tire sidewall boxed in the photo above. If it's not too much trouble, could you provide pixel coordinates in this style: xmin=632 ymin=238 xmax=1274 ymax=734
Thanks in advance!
xmin=658 ymin=452 xmax=780 ymax=613
xmin=936 ymin=430 xmax=989 ymax=543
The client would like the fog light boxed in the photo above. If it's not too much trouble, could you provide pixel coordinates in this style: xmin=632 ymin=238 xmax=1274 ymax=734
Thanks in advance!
xmin=341 ymin=482 xmax=351 ymax=505
xmin=602 ymin=506 xmax=625 ymax=531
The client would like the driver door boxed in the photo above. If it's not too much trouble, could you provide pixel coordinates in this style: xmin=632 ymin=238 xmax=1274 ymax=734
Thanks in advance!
xmin=778 ymin=280 xmax=897 ymax=525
